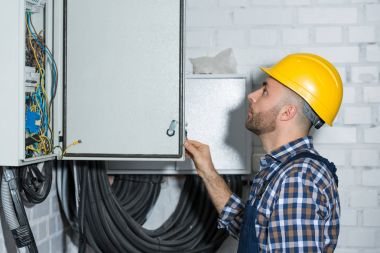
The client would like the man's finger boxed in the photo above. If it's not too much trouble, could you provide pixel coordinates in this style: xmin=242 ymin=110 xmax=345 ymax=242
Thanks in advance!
xmin=184 ymin=141 xmax=199 ymax=157
xmin=186 ymin=139 xmax=205 ymax=148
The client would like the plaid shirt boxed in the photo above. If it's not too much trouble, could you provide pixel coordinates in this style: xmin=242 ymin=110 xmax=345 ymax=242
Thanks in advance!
xmin=218 ymin=136 xmax=340 ymax=252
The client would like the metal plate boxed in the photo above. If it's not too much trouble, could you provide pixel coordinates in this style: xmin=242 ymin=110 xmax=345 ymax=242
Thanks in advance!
xmin=63 ymin=0 xmax=184 ymax=159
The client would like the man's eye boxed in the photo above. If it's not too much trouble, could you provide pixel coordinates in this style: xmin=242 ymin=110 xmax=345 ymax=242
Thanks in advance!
xmin=262 ymin=89 xmax=268 ymax=96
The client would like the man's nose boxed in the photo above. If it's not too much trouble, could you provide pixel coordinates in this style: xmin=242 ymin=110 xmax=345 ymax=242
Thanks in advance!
xmin=247 ymin=90 xmax=259 ymax=103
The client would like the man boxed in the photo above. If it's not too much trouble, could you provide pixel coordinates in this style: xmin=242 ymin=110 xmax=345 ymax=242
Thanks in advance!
xmin=184 ymin=53 xmax=342 ymax=252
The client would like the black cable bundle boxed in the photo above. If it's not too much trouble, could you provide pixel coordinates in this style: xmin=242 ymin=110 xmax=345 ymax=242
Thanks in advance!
xmin=18 ymin=161 xmax=53 ymax=204
xmin=112 ymin=175 xmax=163 ymax=225
xmin=76 ymin=161 xmax=242 ymax=253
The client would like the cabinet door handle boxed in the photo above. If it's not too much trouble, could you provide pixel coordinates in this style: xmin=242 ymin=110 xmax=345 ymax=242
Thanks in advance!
xmin=166 ymin=120 xmax=177 ymax=137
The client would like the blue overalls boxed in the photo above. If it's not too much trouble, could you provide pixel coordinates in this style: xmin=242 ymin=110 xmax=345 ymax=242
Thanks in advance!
xmin=237 ymin=152 xmax=339 ymax=253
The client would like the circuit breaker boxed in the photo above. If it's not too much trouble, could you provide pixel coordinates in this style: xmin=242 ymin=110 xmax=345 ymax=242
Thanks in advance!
xmin=0 ymin=0 xmax=185 ymax=166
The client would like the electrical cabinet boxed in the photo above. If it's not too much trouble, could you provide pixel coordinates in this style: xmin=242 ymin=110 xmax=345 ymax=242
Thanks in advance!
xmin=0 ymin=0 xmax=185 ymax=166
xmin=108 ymin=75 xmax=252 ymax=174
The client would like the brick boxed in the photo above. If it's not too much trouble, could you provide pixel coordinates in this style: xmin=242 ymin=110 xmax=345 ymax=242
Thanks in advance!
xmin=363 ymin=170 xmax=380 ymax=186
xmin=336 ymin=67 xmax=347 ymax=83
xmin=337 ymin=169 xmax=357 ymax=186
xmin=251 ymin=0 xmax=283 ymax=5
xmin=317 ymin=0 xmax=348 ymax=3
xmin=364 ymin=87 xmax=380 ymax=103
xmin=31 ymin=224 xmax=39 ymax=240
xmin=282 ymin=28 xmax=309 ymax=45
xmin=352 ymin=0 xmax=379 ymax=2
xmin=364 ymin=126 xmax=380 ymax=143
xmin=32 ymin=198 xmax=50 ymax=219
xmin=315 ymin=27 xmax=343 ymax=43
xmin=186 ymin=10 xmax=232 ymax=27
xmin=51 ymin=195 xmax=60 ymax=214
xmin=351 ymin=149 xmax=380 ymax=166
xmin=340 ymin=208 xmax=358 ymax=226
xmin=343 ymin=228 xmax=378 ymax=247
xmin=50 ymin=234 xmax=64 ymax=253
xmin=344 ymin=107 xmax=372 ymax=125
xmin=349 ymin=26 xmax=376 ymax=43
xmin=186 ymin=0 xmax=217 ymax=8
xmin=342 ymin=87 xmax=356 ymax=104
xmin=219 ymin=0 xmax=249 ymax=7
xmin=250 ymin=29 xmax=278 ymax=46
xmin=351 ymin=188 xmax=378 ymax=207
xmin=285 ymin=0 xmax=311 ymax=5
xmin=39 ymin=221 xmax=48 ymax=240
xmin=56 ymin=216 xmax=64 ymax=232
xmin=234 ymin=48 xmax=289 ymax=65
xmin=366 ymin=44 xmax=380 ymax=62
xmin=186 ymin=31 xmax=213 ymax=47
xmin=315 ymin=148 xmax=347 ymax=166
xmin=217 ymin=30 xmax=247 ymax=47
xmin=365 ymin=4 xmax=380 ymax=22
xmin=49 ymin=217 xmax=57 ymax=234
xmin=351 ymin=66 xmax=379 ymax=83
xmin=37 ymin=240 xmax=50 ymax=253
xmin=300 ymin=46 xmax=359 ymax=63
xmin=313 ymin=126 xmax=357 ymax=144
xmin=234 ymin=9 xmax=293 ymax=25
xmin=299 ymin=8 xmax=358 ymax=24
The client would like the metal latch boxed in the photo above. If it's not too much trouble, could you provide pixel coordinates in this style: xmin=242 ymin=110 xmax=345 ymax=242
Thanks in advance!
xmin=166 ymin=120 xmax=178 ymax=137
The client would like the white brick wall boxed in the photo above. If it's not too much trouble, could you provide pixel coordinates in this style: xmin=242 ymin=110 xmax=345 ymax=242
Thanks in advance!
xmin=315 ymin=27 xmax=343 ymax=43
xmin=298 ymin=8 xmax=358 ymax=24
xmin=186 ymin=0 xmax=380 ymax=252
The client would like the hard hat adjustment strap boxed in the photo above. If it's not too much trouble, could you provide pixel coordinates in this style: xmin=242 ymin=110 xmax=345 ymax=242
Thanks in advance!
xmin=303 ymin=101 xmax=324 ymax=129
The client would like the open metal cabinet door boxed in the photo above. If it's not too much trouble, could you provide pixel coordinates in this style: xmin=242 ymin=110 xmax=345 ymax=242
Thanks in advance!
xmin=61 ymin=0 xmax=185 ymax=160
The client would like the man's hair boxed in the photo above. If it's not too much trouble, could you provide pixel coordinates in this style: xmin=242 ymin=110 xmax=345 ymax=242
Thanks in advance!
xmin=282 ymin=86 xmax=324 ymax=131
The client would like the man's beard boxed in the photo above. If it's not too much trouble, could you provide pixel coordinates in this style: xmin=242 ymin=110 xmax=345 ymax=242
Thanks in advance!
xmin=245 ymin=105 xmax=281 ymax=135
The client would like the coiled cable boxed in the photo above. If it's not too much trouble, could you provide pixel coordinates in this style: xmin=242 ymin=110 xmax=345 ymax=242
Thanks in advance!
xmin=66 ymin=161 xmax=243 ymax=253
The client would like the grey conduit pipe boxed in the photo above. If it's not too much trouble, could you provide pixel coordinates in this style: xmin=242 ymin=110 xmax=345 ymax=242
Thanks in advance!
xmin=1 ymin=173 xmax=19 ymax=231
xmin=1 ymin=167 xmax=37 ymax=253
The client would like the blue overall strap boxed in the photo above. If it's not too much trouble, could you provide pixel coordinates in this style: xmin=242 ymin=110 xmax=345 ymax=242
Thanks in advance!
xmin=287 ymin=151 xmax=339 ymax=187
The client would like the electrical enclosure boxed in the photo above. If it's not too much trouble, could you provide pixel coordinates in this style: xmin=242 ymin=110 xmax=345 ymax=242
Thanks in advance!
xmin=0 ymin=0 xmax=251 ymax=174
xmin=0 ymin=0 xmax=185 ymax=166
xmin=108 ymin=75 xmax=252 ymax=174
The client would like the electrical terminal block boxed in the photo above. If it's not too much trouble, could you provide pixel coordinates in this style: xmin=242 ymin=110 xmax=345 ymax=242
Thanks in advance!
xmin=26 ymin=108 xmax=41 ymax=134
xmin=25 ymin=0 xmax=47 ymax=13
xmin=25 ymin=66 xmax=39 ymax=92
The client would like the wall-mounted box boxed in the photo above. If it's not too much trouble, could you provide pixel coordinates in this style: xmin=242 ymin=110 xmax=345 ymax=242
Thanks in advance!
xmin=0 ymin=0 xmax=186 ymax=167
xmin=108 ymin=75 xmax=252 ymax=174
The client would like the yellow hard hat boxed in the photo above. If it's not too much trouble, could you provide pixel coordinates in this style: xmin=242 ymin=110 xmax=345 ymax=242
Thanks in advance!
xmin=260 ymin=53 xmax=343 ymax=127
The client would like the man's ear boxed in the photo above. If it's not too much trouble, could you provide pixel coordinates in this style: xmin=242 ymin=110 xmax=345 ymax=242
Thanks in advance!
xmin=279 ymin=104 xmax=297 ymax=121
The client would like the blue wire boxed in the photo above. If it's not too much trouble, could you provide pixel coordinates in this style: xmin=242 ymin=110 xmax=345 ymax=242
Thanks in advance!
xmin=27 ymin=12 xmax=58 ymax=99
xmin=26 ymin=11 xmax=58 ymax=138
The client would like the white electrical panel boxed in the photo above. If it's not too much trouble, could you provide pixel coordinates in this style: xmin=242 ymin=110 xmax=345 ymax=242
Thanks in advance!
xmin=0 ymin=0 xmax=185 ymax=167
xmin=108 ymin=75 xmax=252 ymax=175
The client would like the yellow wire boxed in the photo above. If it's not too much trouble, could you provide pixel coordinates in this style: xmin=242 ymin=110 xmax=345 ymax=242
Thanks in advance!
xmin=26 ymin=16 xmax=54 ymax=155
xmin=61 ymin=140 xmax=82 ymax=158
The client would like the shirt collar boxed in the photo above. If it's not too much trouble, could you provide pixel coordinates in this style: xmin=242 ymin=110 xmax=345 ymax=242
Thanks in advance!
xmin=259 ymin=136 xmax=314 ymax=169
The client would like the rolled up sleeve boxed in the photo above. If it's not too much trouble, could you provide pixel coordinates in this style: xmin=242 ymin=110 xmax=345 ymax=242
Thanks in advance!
xmin=217 ymin=193 xmax=245 ymax=239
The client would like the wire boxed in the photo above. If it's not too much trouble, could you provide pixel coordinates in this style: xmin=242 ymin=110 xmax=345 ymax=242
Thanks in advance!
xmin=61 ymin=139 xmax=82 ymax=158
xmin=18 ymin=161 xmax=53 ymax=204
xmin=25 ymin=11 xmax=58 ymax=157
xmin=57 ymin=161 xmax=243 ymax=253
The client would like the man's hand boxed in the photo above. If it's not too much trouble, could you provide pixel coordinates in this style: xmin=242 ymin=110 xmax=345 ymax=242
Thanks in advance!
xmin=184 ymin=140 xmax=218 ymax=181
xmin=184 ymin=139 xmax=232 ymax=214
